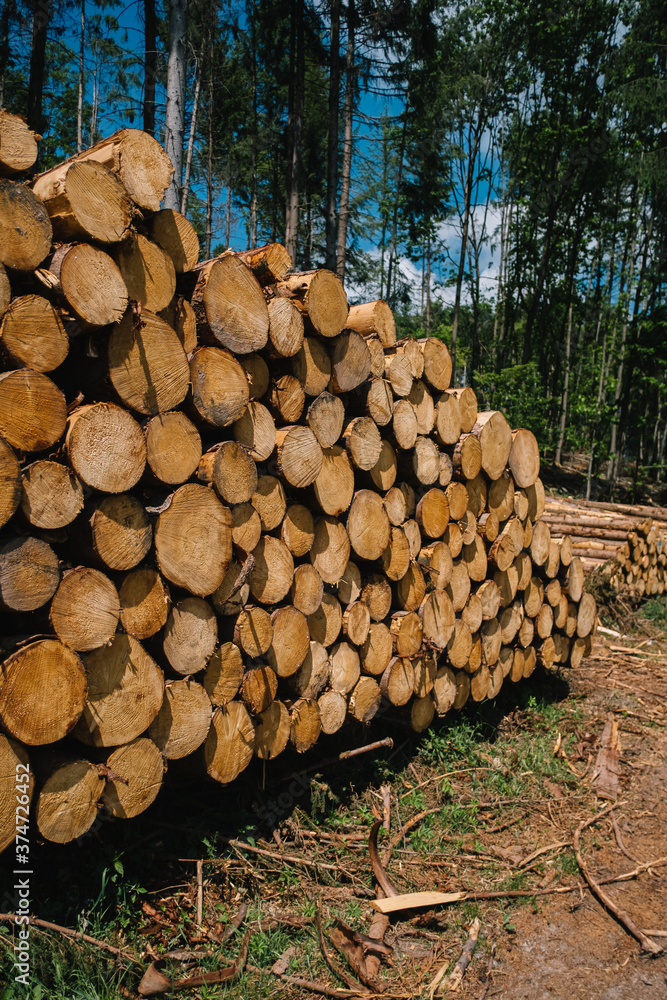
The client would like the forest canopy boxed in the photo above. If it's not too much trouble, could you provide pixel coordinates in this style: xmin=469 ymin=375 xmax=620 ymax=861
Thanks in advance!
xmin=4 ymin=0 xmax=667 ymax=490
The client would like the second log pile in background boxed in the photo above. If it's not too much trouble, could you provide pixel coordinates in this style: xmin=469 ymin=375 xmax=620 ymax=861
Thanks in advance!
xmin=0 ymin=112 xmax=596 ymax=851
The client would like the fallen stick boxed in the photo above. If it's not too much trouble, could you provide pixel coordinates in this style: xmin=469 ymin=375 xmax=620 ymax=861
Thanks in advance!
xmin=368 ymin=821 xmax=399 ymax=898
xmin=573 ymin=807 xmax=663 ymax=955
xmin=518 ymin=840 xmax=571 ymax=869
xmin=447 ymin=917 xmax=481 ymax=992
xmin=224 ymin=838 xmax=343 ymax=874
xmin=0 ymin=912 xmax=140 ymax=963
xmin=316 ymin=909 xmax=370 ymax=995
xmin=611 ymin=810 xmax=639 ymax=864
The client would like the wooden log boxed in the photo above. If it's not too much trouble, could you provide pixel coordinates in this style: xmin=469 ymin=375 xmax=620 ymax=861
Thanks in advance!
xmin=576 ymin=592 xmax=597 ymax=637
xmin=0 ymin=438 xmax=20 ymax=530
xmin=255 ymin=700 xmax=291 ymax=759
xmin=159 ymin=295 xmax=197 ymax=353
xmin=523 ymin=576 xmax=544 ymax=617
xmin=366 ymin=378 xmax=394 ymax=426
xmin=281 ymin=504 xmax=315 ymax=557
xmin=386 ymin=351 xmax=413 ymax=397
xmin=380 ymin=656 xmax=414 ymax=706
xmin=392 ymin=398 xmax=418 ymax=449
xmin=421 ymin=337 xmax=452 ymax=391
xmin=465 ymin=474 xmax=487 ymax=518
xmin=508 ymin=428 xmax=540 ymax=488
xmin=480 ymin=618 xmax=502 ymax=666
xmin=515 ymin=550 xmax=533 ymax=590
xmin=396 ymin=562 xmax=427 ymax=612
xmin=371 ymin=439 xmax=397 ymax=491
xmin=565 ymin=557 xmax=585 ymax=602
xmin=269 ymin=374 xmax=305 ymax=422
xmin=434 ymin=393 xmax=462 ymax=446
xmin=307 ymin=592 xmax=342 ymax=647
xmin=347 ymin=490 xmax=390 ymax=561
xmin=471 ymin=410 xmax=512 ymax=481
xmin=190 ymin=346 xmax=250 ymax=427
xmin=446 ymin=619 xmax=473 ymax=669
xmin=73 ymin=635 xmax=163 ymax=747
xmin=163 ymin=597 xmax=217 ymax=675
xmin=346 ymin=300 xmax=396 ymax=347
xmin=462 ymin=508 xmax=481 ymax=547
xmin=274 ymin=425 xmax=323 ymax=487
xmin=453 ymin=669 xmax=471 ymax=710
xmin=432 ymin=665 xmax=457 ymax=715
xmin=488 ymin=519 xmax=520 ymax=572
xmin=114 ymin=233 xmax=176 ymax=312
xmin=290 ymin=698 xmax=322 ymax=752
xmin=330 ymin=330 xmax=372 ymax=392
xmin=237 ymin=242 xmax=291 ymax=285
xmin=342 ymin=601 xmax=371 ymax=646
xmin=349 ymin=676 xmax=381 ymax=722
xmin=476 ymin=511 xmax=499 ymax=543
xmin=0 ymin=535 xmax=59 ymax=611
xmin=0 ymin=179 xmax=52 ymax=269
xmin=20 ymin=459 xmax=83 ymax=529
xmin=199 ymin=442 xmax=259 ymax=505
xmin=544 ymin=539 xmax=561 ymax=579
xmin=383 ymin=485 xmax=407 ymax=526
xmin=119 ymin=567 xmax=169 ymax=640
xmin=405 ymin=512 xmax=423 ymax=553
xmin=421 ymin=589 xmax=456 ymax=649
xmin=67 ymin=402 xmax=145 ymax=491
xmin=446 ymin=560 xmax=471 ymax=611
xmin=205 ymin=702 xmax=255 ymax=783
xmin=241 ymin=352 xmax=270 ymax=399
xmin=451 ymin=433 xmax=482 ymax=480
xmin=266 ymin=605 xmax=310 ymax=676
xmin=413 ymin=655 xmax=436 ymax=698
xmin=412 ymin=435 xmax=440 ymax=485
xmin=0 ymin=294 xmax=69 ymax=372
xmin=408 ymin=380 xmax=436 ymax=435
xmin=329 ymin=641 xmax=361 ymax=693
xmin=148 ymin=679 xmax=211 ymax=759
xmin=360 ymin=622 xmax=393 ymax=676
xmin=535 ymin=602 xmax=553 ymax=639
xmin=249 ymin=536 xmax=294 ymax=605
xmin=524 ymin=478 xmax=545 ymax=520
xmin=313 ymin=445 xmax=355 ymax=516
xmin=186 ymin=255 xmax=269 ymax=353
xmin=306 ymin=391 xmax=345 ymax=448
xmin=108 ymin=308 xmax=189 ymax=416
xmin=487 ymin=471 xmax=514 ymax=521
xmin=443 ymin=521 xmax=463 ymax=558
xmin=494 ymin=561 xmax=519 ymax=607
xmin=416 ymin=488 xmax=449 ymax=538
xmin=233 ymin=605 xmax=273 ymax=656
xmin=50 ymin=567 xmax=119 ymax=652
xmin=292 ymin=335 xmax=332 ymax=395
xmin=0 ymin=110 xmax=38 ymax=175
xmin=155 ymin=483 xmax=232 ymax=597
xmin=418 ymin=540 xmax=453 ymax=589
xmin=318 ymin=689 xmax=347 ymax=734
xmin=462 ymin=593 xmax=484 ymax=633
xmin=462 ymin=533 xmax=488 ymax=582
xmin=34 ymin=755 xmax=104 ymax=844
xmin=203 ymin=643 xmax=244 ymax=706
xmin=411 ymin=693 xmax=435 ymax=732
xmin=252 ymin=475 xmax=287 ymax=530
xmin=0 ymin=639 xmax=86 ymax=745
xmin=439 ymin=451 xmax=454 ymax=487
xmin=276 ymin=269 xmax=348 ymax=338
xmin=290 ymin=563 xmax=324 ymax=615
xmin=445 ymin=387 xmax=478 ymax=433
xmin=390 ymin=610 xmax=423 ymax=656
xmin=290 ymin=641 xmax=330 ymax=699
xmin=344 ymin=416 xmax=382 ymax=471
xmin=145 ymin=412 xmax=202 ymax=485
xmin=150 ymin=208 xmax=199 ymax=272
xmin=241 ymin=664 xmax=278 ymax=714
xmin=89 ymin=494 xmax=152 ymax=571
xmin=33 ymin=160 xmax=133 ymax=243
xmin=361 ymin=572 xmax=392 ymax=621
xmin=0 ymin=369 xmax=66 ymax=452
xmin=233 ymin=401 xmax=276 ymax=462
xmin=310 ymin=516 xmax=350 ymax=585
xmin=476 ymin=579 xmax=501 ymax=620
xmin=446 ymin=481 xmax=469 ymax=520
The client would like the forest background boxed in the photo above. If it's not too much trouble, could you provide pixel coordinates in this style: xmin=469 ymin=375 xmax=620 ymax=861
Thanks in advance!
xmin=3 ymin=0 xmax=667 ymax=494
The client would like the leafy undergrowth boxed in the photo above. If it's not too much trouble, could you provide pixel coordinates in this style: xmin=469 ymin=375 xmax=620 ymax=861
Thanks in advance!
xmin=2 ymin=601 xmax=666 ymax=999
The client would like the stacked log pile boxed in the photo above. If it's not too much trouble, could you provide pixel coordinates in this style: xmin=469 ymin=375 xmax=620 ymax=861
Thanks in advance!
xmin=544 ymin=497 xmax=667 ymax=597
xmin=0 ymin=116 xmax=596 ymax=852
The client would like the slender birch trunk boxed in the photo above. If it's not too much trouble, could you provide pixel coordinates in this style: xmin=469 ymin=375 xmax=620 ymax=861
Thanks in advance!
xmin=164 ymin=0 xmax=188 ymax=210
xmin=77 ymin=0 xmax=84 ymax=152
xmin=336 ymin=0 xmax=354 ymax=280
xmin=325 ymin=0 xmax=340 ymax=270
xmin=181 ymin=40 xmax=204 ymax=215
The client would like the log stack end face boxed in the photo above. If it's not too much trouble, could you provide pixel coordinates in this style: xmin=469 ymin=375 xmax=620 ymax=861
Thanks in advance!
xmin=0 ymin=123 xmax=601 ymax=849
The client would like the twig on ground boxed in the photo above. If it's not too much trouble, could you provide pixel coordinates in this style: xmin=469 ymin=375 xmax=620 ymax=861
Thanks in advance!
xmin=611 ymin=811 xmax=639 ymax=863
xmin=224 ymin=838 xmax=348 ymax=876
xmin=447 ymin=918 xmax=481 ymax=992
xmin=573 ymin=806 xmax=663 ymax=955
xmin=316 ymin=909 xmax=370 ymax=994
xmin=195 ymin=860 xmax=203 ymax=926
xmin=518 ymin=841 xmax=572 ymax=868
xmin=0 ymin=912 xmax=140 ymax=964
xmin=369 ymin=821 xmax=399 ymax=898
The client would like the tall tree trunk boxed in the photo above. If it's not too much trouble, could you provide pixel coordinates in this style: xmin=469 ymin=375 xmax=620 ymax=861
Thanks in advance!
xmin=205 ymin=52 xmax=213 ymax=258
xmin=607 ymin=222 xmax=638 ymax=481
xmin=0 ymin=0 xmax=12 ymax=109
xmin=90 ymin=41 xmax=99 ymax=141
xmin=143 ymin=0 xmax=157 ymax=136
xmin=386 ymin=93 xmax=409 ymax=304
xmin=325 ymin=0 xmax=340 ymax=271
xmin=249 ymin=1 xmax=258 ymax=247
xmin=164 ymin=0 xmax=188 ymax=211
xmin=27 ymin=0 xmax=50 ymax=135
xmin=451 ymin=111 xmax=482 ymax=377
xmin=336 ymin=0 xmax=354 ymax=280
xmin=77 ymin=0 xmax=85 ymax=152
xmin=285 ymin=0 xmax=304 ymax=262
xmin=181 ymin=38 xmax=204 ymax=214
xmin=555 ymin=298 xmax=574 ymax=465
